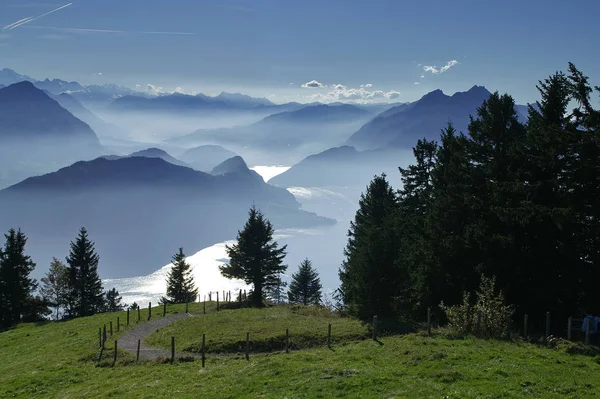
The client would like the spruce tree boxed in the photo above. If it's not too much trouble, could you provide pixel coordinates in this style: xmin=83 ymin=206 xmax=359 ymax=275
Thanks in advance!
xmin=39 ymin=258 xmax=69 ymax=320
xmin=0 ymin=229 xmax=38 ymax=328
xmin=288 ymin=258 xmax=322 ymax=306
xmin=265 ymin=274 xmax=287 ymax=304
xmin=104 ymin=288 xmax=125 ymax=312
xmin=220 ymin=206 xmax=287 ymax=307
xmin=165 ymin=248 xmax=198 ymax=303
xmin=338 ymin=174 xmax=400 ymax=320
xmin=66 ymin=227 xmax=104 ymax=317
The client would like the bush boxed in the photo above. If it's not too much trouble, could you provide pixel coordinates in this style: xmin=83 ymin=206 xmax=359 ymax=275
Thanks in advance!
xmin=440 ymin=275 xmax=514 ymax=338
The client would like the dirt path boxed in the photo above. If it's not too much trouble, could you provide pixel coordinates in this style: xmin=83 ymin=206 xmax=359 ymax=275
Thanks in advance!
xmin=118 ymin=313 xmax=201 ymax=361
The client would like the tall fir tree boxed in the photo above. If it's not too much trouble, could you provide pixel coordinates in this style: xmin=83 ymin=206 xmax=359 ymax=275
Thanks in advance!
xmin=66 ymin=227 xmax=104 ymax=317
xmin=165 ymin=248 xmax=198 ymax=303
xmin=338 ymin=174 xmax=401 ymax=320
xmin=288 ymin=258 xmax=322 ymax=306
xmin=0 ymin=229 xmax=38 ymax=329
xmin=396 ymin=138 xmax=440 ymax=316
xmin=220 ymin=206 xmax=287 ymax=307
xmin=39 ymin=258 xmax=70 ymax=320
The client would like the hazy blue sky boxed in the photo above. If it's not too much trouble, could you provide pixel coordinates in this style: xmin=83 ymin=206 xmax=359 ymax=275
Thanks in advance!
xmin=1 ymin=0 xmax=599 ymax=104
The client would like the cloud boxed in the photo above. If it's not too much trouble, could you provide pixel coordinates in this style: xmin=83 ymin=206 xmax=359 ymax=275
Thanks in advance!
xmin=423 ymin=60 xmax=459 ymax=75
xmin=145 ymin=84 xmax=165 ymax=95
xmin=414 ymin=82 xmax=420 ymax=85
xmin=93 ymin=72 xmax=103 ymax=76
xmin=24 ymin=26 xmax=195 ymax=35
xmin=308 ymin=84 xmax=400 ymax=103
xmin=420 ymin=75 xmax=425 ymax=79
xmin=301 ymin=80 xmax=326 ymax=89
xmin=2 ymin=2 xmax=73 ymax=31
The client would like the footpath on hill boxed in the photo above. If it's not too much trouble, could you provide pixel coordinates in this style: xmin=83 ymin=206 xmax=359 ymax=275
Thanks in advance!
xmin=118 ymin=313 xmax=201 ymax=361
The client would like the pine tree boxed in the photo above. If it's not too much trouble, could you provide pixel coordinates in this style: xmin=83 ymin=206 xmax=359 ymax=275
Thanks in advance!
xmin=66 ymin=227 xmax=104 ymax=317
xmin=104 ymin=288 xmax=125 ymax=312
xmin=265 ymin=275 xmax=287 ymax=304
xmin=220 ymin=206 xmax=287 ymax=307
xmin=338 ymin=174 xmax=400 ymax=320
xmin=288 ymin=258 xmax=322 ymax=306
xmin=0 ymin=229 xmax=39 ymax=329
xmin=165 ymin=248 xmax=198 ymax=303
xmin=39 ymin=258 xmax=70 ymax=320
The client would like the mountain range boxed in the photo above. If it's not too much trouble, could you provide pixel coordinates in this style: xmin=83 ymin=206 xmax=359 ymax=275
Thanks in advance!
xmin=0 ymin=155 xmax=334 ymax=278
xmin=347 ymin=85 xmax=493 ymax=150
xmin=168 ymin=103 xmax=376 ymax=164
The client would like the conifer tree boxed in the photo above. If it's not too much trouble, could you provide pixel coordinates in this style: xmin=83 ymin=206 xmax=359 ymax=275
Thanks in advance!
xmin=66 ymin=227 xmax=104 ymax=317
xmin=0 ymin=229 xmax=38 ymax=328
xmin=220 ymin=206 xmax=287 ymax=307
xmin=104 ymin=288 xmax=125 ymax=312
xmin=165 ymin=248 xmax=198 ymax=303
xmin=338 ymin=174 xmax=400 ymax=320
xmin=265 ymin=274 xmax=287 ymax=304
xmin=39 ymin=258 xmax=69 ymax=320
xmin=288 ymin=258 xmax=322 ymax=306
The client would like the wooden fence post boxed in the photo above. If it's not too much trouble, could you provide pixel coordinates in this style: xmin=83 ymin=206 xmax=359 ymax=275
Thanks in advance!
xmin=567 ymin=317 xmax=572 ymax=341
xmin=245 ymin=332 xmax=250 ymax=361
xmin=427 ymin=307 xmax=432 ymax=336
xmin=148 ymin=302 xmax=152 ymax=320
xmin=585 ymin=319 xmax=590 ymax=345
xmin=113 ymin=340 xmax=118 ymax=366
xmin=203 ymin=300 xmax=206 ymax=314
xmin=137 ymin=306 xmax=140 ymax=322
xmin=103 ymin=324 xmax=107 ymax=347
xmin=136 ymin=339 xmax=141 ymax=362
xmin=110 ymin=321 xmax=113 ymax=336
xmin=201 ymin=333 xmax=206 ymax=368
xmin=127 ymin=309 xmax=130 ymax=326
xmin=98 ymin=328 xmax=102 ymax=348
xmin=163 ymin=302 xmax=167 ymax=317
xmin=239 ymin=289 xmax=242 ymax=303
xmin=476 ymin=310 xmax=482 ymax=337
xmin=545 ymin=311 xmax=551 ymax=338
xmin=171 ymin=336 xmax=175 ymax=364
xmin=117 ymin=317 xmax=120 ymax=332
xmin=327 ymin=324 xmax=332 ymax=349
xmin=372 ymin=315 xmax=378 ymax=340
xmin=524 ymin=314 xmax=528 ymax=338
xmin=185 ymin=302 xmax=188 ymax=313
xmin=217 ymin=292 xmax=219 ymax=311
xmin=228 ymin=291 xmax=231 ymax=302
xmin=285 ymin=328 xmax=289 ymax=353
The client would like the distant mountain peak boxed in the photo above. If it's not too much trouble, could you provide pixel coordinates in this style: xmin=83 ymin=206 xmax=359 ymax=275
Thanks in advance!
xmin=211 ymin=156 xmax=249 ymax=175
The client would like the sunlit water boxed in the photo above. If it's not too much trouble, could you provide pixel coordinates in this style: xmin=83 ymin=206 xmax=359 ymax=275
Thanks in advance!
xmin=103 ymin=166 xmax=360 ymax=306
xmin=249 ymin=165 xmax=291 ymax=182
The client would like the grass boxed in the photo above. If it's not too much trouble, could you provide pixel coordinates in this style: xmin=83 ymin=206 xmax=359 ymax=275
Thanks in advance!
xmin=144 ymin=305 xmax=370 ymax=354
xmin=0 ymin=303 xmax=599 ymax=398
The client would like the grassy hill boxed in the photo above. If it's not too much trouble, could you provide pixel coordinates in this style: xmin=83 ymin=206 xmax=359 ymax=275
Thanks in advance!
xmin=1 ymin=303 xmax=599 ymax=398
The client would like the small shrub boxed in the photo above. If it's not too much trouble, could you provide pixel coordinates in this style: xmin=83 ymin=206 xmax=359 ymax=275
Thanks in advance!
xmin=440 ymin=275 xmax=514 ymax=338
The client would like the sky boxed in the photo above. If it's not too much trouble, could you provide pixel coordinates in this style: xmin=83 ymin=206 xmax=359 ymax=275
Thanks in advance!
xmin=0 ymin=0 xmax=599 ymax=104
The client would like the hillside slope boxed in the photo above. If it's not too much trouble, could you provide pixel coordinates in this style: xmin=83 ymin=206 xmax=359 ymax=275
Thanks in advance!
xmin=0 ymin=304 xmax=598 ymax=398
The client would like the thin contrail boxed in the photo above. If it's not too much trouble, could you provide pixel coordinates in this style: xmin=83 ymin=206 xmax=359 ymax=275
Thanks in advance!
xmin=2 ymin=2 xmax=73 ymax=31
xmin=25 ymin=26 xmax=195 ymax=35
xmin=3 ymin=17 xmax=34 ymax=30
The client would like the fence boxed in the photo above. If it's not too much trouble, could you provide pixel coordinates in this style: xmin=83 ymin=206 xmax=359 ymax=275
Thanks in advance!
xmin=96 ymin=298 xmax=598 ymax=367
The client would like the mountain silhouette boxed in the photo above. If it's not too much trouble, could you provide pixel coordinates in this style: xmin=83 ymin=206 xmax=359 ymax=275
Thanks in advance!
xmin=347 ymin=85 xmax=493 ymax=149
xmin=0 ymin=156 xmax=334 ymax=278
